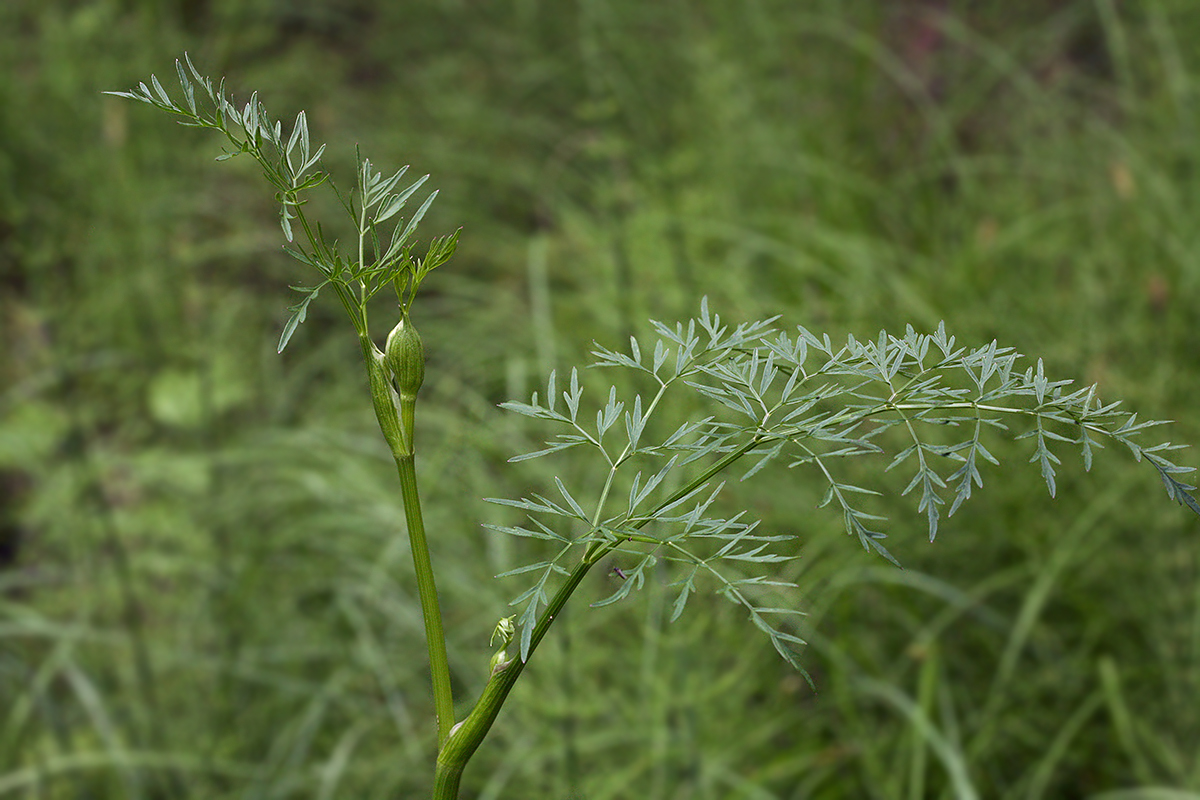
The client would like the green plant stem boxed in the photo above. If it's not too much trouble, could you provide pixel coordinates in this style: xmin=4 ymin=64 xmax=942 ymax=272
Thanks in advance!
xmin=395 ymin=450 xmax=455 ymax=748
xmin=432 ymin=558 xmax=594 ymax=799
xmin=359 ymin=332 xmax=455 ymax=748
xmin=393 ymin=450 xmax=453 ymax=753
xmin=431 ymin=432 xmax=768 ymax=797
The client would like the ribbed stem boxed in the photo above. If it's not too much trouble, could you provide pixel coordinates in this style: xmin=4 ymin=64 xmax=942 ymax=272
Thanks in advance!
xmin=360 ymin=333 xmax=455 ymax=748
xmin=431 ymin=433 xmax=766 ymax=796
xmin=432 ymin=559 xmax=594 ymax=798
xmin=395 ymin=440 xmax=455 ymax=748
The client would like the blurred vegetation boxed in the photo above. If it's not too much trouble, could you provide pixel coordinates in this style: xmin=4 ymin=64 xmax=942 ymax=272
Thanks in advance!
xmin=1 ymin=0 xmax=1198 ymax=797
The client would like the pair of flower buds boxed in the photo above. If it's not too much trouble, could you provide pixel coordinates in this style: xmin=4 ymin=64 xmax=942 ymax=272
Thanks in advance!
xmin=366 ymin=314 xmax=425 ymax=459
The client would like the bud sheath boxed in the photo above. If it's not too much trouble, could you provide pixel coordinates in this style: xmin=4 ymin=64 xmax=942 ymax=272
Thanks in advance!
xmin=384 ymin=314 xmax=426 ymax=399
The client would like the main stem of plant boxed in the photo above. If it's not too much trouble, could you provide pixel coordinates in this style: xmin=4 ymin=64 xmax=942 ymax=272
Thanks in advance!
xmin=360 ymin=328 xmax=456 ymax=750
xmin=394 ymin=450 xmax=455 ymax=747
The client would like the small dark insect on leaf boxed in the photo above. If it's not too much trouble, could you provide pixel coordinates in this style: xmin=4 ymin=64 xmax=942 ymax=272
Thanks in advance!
xmin=612 ymin=567 xmax=628 ymax=580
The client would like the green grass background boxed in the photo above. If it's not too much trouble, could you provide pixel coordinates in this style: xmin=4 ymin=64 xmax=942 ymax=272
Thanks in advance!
xmin=1 ymin=0 xmax=1198 ymax=797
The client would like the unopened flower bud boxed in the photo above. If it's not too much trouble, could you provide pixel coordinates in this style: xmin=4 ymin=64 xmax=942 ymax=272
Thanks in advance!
xmin=384 ymin=315 xmax=425 ymax=398
xmin=489 ymin=648 xmax=511 ymax=676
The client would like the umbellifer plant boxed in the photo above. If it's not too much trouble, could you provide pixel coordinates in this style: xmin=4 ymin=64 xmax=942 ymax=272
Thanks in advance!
xmin=108 ymin=57 xmax=1200 ymax=798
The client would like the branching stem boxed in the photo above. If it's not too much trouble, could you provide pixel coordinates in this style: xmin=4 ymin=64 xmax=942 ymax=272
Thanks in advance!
xmin=435 ymin=431 xmax=768 ymax=797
